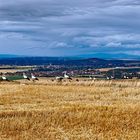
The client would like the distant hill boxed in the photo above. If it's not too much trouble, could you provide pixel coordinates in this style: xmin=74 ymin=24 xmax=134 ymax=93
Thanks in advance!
xmin=0 ymin=57 xmax=139 ymax=68
xmin=0 ymin=54 xmax=19 ymax=59
xmin=0 ymin=53 xmax=140 ymax=60
xmin=76 ymin=53 xmax=140 ymax=60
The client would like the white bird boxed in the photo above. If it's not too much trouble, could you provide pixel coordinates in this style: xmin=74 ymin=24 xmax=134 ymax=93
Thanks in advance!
xmin=111 ymin=76 xmax=114 ymax=79
xmin=56 ymin=76 xmax=63 ymax=82
xmin=23 ymin=73 xmax=30 ymax=80
xmin=89 ymin=76 xmax=93 ymax=80
xmin=64 ymin=72 xmax=72 ymax=80
xmin=31 ymin=73 xmax=39 ymax=81
xmin=93 ymin=77 xmax=96 ymax=80
xmin=123 ymin=75 xmax=127 ymax=79
xmin=106 ymin=76 xmax=110 ymax=80
xmin=1 ymin=74 xmax=9 ymax=81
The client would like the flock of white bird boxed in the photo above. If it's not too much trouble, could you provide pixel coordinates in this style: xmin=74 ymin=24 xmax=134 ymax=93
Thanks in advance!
xmin=22 ymin=73 xmax=39 ymax=81
xmin=56 ymin=71 xmax=72 ymax=81
xmin=0 ymin=71 xmax=131 ymax=82
xmin=1 ymin=73 xmax=39 ymax=82
xmin=0 ymin=71 xmax=73 ymax=82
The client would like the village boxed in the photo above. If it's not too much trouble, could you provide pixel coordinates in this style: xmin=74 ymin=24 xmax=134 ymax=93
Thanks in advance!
xmin=0 ymin=64 xmax=140 ymax=81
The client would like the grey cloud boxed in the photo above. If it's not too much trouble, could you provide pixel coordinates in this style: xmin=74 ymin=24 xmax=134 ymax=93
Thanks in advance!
xmin=0 ymin=0 xmax=140 ymax=56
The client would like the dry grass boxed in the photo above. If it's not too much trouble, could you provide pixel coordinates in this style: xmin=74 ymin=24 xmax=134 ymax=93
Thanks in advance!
xmin=0 ymin=79 xmax=140 ymax=139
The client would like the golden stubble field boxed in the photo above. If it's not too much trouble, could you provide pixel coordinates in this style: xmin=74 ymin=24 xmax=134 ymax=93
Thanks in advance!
xmin=0 ymin=79 xmax=140 ymax=140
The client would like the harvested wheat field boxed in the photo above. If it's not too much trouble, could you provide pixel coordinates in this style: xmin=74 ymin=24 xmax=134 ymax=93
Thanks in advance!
xmin=0 ymin=80 xmax=140 ymax=140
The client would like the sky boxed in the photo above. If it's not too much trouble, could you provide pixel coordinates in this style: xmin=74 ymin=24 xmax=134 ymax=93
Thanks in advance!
xmin=0 ymin=0 xmax=140 ymax=57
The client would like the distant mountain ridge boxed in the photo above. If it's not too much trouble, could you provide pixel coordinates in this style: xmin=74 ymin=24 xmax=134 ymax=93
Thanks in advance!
xmin=0 ymin=53 xmax=140 ymax=60
xmin=0 ymin=54 xmax=140 ymax=68
xmin=0 ymin=54 xmax=19 ymax=59
xmin=0 ymin=56 xmax=139 ymax=68
xmin=76 ymin=53 xmax=140 ymax=60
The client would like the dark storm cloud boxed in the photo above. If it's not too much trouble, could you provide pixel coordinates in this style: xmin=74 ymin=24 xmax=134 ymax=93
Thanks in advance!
xmin=0 ymin=0 xmax=140 ymax=56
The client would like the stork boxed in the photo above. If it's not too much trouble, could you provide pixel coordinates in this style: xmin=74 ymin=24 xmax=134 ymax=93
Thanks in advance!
xmin=93 ymin=77 xmax=96 ymax=80
xmin=106 ymin=76 xmax=110 ymax=80
xmin=89 ymin=76 xmax=93 ymax=80
xmin=124 ymin=75 xmax=127 ymax=79
xmin=23 ymin=73 xmax=30 ymax=81
xmin=56 ymin=76 xmax=63 ymax=82
xmin=123 ymin=75 xmax=129 ymax=79
xmin=1 ymin=73 xmax=9 ymax=81
xmin=111 ymin=76 xmax=114 ymax=79
xmin=64 ymin=72 xmax=72 ymax=80
xmin=31 ymin=73 xmax=39 ymax=81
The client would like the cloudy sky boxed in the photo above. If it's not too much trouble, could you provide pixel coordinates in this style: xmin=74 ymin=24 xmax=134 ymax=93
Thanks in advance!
xmin=0 ymin=0 xmax=140 ymax=57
